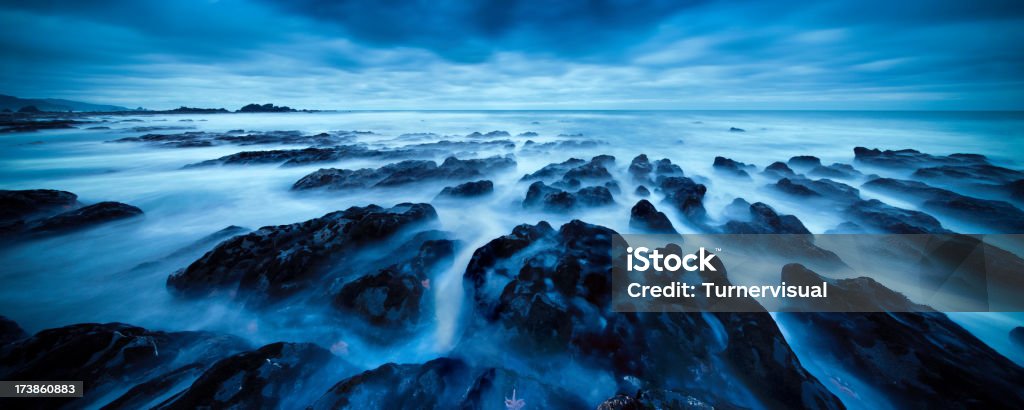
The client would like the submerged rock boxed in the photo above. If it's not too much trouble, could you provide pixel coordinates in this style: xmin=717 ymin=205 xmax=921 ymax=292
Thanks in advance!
xmin=657 ymin=176 xmax=708 ymax=226
xmin=167 ymin=203 xmax=438 ymax=306
xmin=634 ymin=185 xmax=650 ymax=197
xmin=523 ymin=182 xmax=614 ymax=212
xmin=185 ymin=145 xmax=412 ymax=167
xmin=112 ymin=130 xmax=358 ymax=148
xmin=0 ymin=189 xmax=78 ymax=223
xmin=436 ymin=180 xmax=494 ymax=198
xmin=843 ymin=199 xmax=950 ymax=234
xmin=762 ymin=161 xmax=795 ymax=179
xmin=854 ymin=146 xmax=988 ymax=169
xmin=774 ymin=177 xmax=861 ymax=205
xmin=787 ymin=155 xmax=822 ymax=169
xmin=808 ymin=163 xmax=862 ymax=179
xmin=913 ymin=163 xmax=1024 ymax=184
xmin=629 ymin=199 xmax=677 ymax=234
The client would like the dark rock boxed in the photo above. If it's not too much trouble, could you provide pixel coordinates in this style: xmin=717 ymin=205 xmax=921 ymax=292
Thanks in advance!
xmin=722 ymin=202 xmax=810 ymax=234
xmin=0 ymin=323 xmax=247 ymax=409
xmin=634 ymin=185 xmax=650 ymax=197
xmin=1007 ymin=179 xmax=1024 ymax=202
xmin=629 ymin=200 xmax=677 ymax=234
xmin=763 ymin=161 xmax=795 ymax=179
xmin=293 ymin=156 xmax=515 ymax=190
xmin=333 ymin=239 xmax=454 ymax=326
xmin=563 ymin=156 xmax=614 ymax=182
xmin=787 ymin=155 xmax=822 ymax=169
xmin=774 ymin=177 xmax=861 ymax=205
xmin=437 ymin=180 xmax=494 ymax=198
xmin=604 ymin=181 xmax=622 ymax=195
xmin=809 ymin=163 xmax=862 ymax=179
xmin=1011 ymin=327 xmax=1024 ymax=349
xmin=237 ymin=103 xmax=295 ymax=113
xmin=0 ymin=189 xmax=78 ymax=223
xmin=113 ymin=130 xmax=358 ymax=148
xmin=521 ymin=158 xmax=586 ymax=181
xmin=0 ymin=117 xmax=84 ymax=133
xmin=777 ymin=264 xmax=1024 ymax=409
xmin=167 ymin=203 xmax=437 ymax=305
xmin=185 ymin=145 xmax=412 ymax=167
xmin=524 ymin=182 xmax=612 ymax=212
xmin=17 ymin=105 xmax=41 ymax=113
xmin=29 ymin=202 xmax=142 ymax=234
xmin=518 ymin=131 xmax=539 ymax=137
xmin=519 ymin=139 xmax=605 ymax=154
xmin=913 ymin=164 xmax=1024 ymax=184
xmin=598 ymin=389 xmax=735 ymax=410
xmin=628 ymin=154 xmax=652 ymax=181
xmin=653 ymin=158 xmax=684 ymax=177
xmin=461 ymin=220 xmax=843 ymax=409
xmin=854 ymin=146 xmax=988 ymax=169
xmin=843 ymin=199 xmax=950 ymax=234
xmin=712 ymin=156 xmax=754 ymax=178
xmin=156 ymin=342 xmax=339 ymax=409
xmin=729 ymin=127 xmax=745 ymax=132
xmin=862 ymin=178 xmax=1024 ymax=232
xmin=0 ymin=316 xmax=26 ymax=344
xmin=576 ymin=186 xmax=614 ymax=207
xmin=311 ymin=357 xmax=587 ymax=409
xmin=466 ymin=130 xmax=511 ymax=138
xmin=658 ymin=177 xmax=708 ymax=226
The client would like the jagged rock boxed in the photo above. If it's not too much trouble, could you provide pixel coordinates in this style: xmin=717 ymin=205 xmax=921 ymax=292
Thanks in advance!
xmin=862 ymin=178 xmax=1024 ymax=232
xmin=628 ymin=154 xmax=653 ymax=181
xmin=809 ymin=163 xmax=862 ymax=179
xmin=237 ymin=103 xmax=295 ymax=112
xmin=787 ymin=155 xmax=822 ymax=169
xmin=563 ymin=156 xmax=614 ymax=182
xmin=311 ymin=357 xmax=587 ymax=409
xmin=854 ymin=146 xmax=988 ymax=168
xmin=292 ymin=156 xmax=515 ymax=190
xmin=653 ymin=158 xmax=684 ymax=177
xmin=913 ymin=164 xmax=1024 ymax=184
xmin=520 ymin=140 xmax=604 ymax=154
xmin=598 ymin=389 xmax=733 ymax=410
xmin=466 ymin=130 xmax=511 ymax=138
xmin=825 ymin=221 xmax=867 ymax=234
xmin=332 ymin=239 xmax=454 ymax=326
xmin=658 ymin=177 xmax=708 ymax=226
xmin=0 ymin=323 xmax=247 ymax=409
xmin=437 ymin=180 xmax=494 ymax=198
xmin=155 ymin=342 xmax=340 ymax=409
xmin=185 ymin=145 xmax=413 ymax=167
xmin=777 ymin=264 xmax=1024 ymax=408
xmin=0 ymin=316 xmax=26 ymax=344
xmin=523 ymin=182 xmax=612 ymax=212
xmin=634 ymin=185 xmax=650 ymax=197
xmin=604 ymin=181 xmax=622 ymax=195
xmin=842 ymin=199 xmax=950 ymax=234
xmin=521 ymin=158 xmax=586 ymax=181
xmin=461 ymin=220 xmax=842 ymax=409
xmin=167 ymin=203 xmax=437 ymax=306
xmin=629 ymin=200 xmax=677 ymax=234
xmin=576 ymin=186 xmax=615 ymax=206
xmin=712 ymin=156 xmax=754 ymax=178
xmin=29 ymin=201 xmax=142 ymax=234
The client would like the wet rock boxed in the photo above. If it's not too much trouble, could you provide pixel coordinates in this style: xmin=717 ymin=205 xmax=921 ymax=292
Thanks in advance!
xmin=563 ymin=155 xmax=615 ymax=182
xmin=520 ymin=139 xmax=605 ymax=154
xmin=0 ymin=323 xmax=247 ymax=408
xmin=604 ymin=181 xmax=622 ymax=195
xmin=862 ymin=178 xmax=1024 ymax=232
xmin=156 ymin=342 xmax=340 ymax=409
xmin=29 ymin=201 xmax=143 ymax=234
xmin=658 ymin=177 xmax=708 ymax=225
xmin=629 ymin=200 xmax=677 ymax=234
xmin=0 ymin=117 xmax=85 ymax=133
xmin=333 ymin=239 xmax=454 ymax=326
xmin=777 ymin=264 xmax=1024 ymax=409
xmin=728 ymin=127 xmax=745 ymax=132
xmin=237 ymin=103 xmax=295 ymax=112
xmin=634 ymin=185 xmax=650 ymax=197
xmin=774 ymin=177 xmax=861 ymax=205
xmin=787 ymin=155 xmax=822 ymax=169
xmin=0 ymin=189 xmax=78 ymax=224
xmin=523 ymin=182 xmax=612 ymax=212
xmin=112 ymin=130 xmax=359 ymax=148
xmin=311 ymin=357 xmax=587 ymax=409
xmin=167 ymin=203 xmax=437 ymax=305
xmin=843 ymin=199 xmax=950 ymax=234
xmin=854 ymin=146 xmax=988 ymax=169
xmin=185 ymin=145 xmax=416 ymax=167
xmin=825 ymin=221 xmax=867 ymax=234
xmin=437 ymin=180 xmax=494 ymax=198
xmin=461 ymin=220 xmax=842 ymax=409
xmin=653 ymin=158 xmax=684 ymax=177
xmin=1007 ymin=179 xmax=1024 ymax=202
xmin=712 ymin=156 xmax=754 ymax=178
xmin=628 ymin=154 xmax=652 ymax=182
xmin=913 ymin=164 xmax=1024 ymax=184
xmin=466 ymin=130 xmax=511 ymax=138
xmin=598 ymin=389 xmax=733 ymax=410
xmin=721 ymin=202 xmax=810 ymax=234
xmin=809 ymin=163 xmax=862 ymax=179
xmin=521 ymin=158 xmax=586 ymax=181
xmin=762 ymin=161 xmax=795 ymax=179
xmin=292 ymin=156 xmax=515 ymax=190
xmin=0 ymin=316 xmax=26 ymax=344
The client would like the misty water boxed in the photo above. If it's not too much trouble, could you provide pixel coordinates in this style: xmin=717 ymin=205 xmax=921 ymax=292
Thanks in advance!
xmin=2 ymin=110 xmax=1023 ymax=408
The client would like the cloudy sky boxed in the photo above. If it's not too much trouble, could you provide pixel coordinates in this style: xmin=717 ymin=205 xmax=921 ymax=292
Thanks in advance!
xmin=1 ymin=0 xmax=1022 ymax=110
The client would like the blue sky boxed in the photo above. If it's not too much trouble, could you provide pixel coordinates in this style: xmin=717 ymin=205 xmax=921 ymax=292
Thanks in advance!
xmin=1 ymin=0 xmax=1022 ymax=110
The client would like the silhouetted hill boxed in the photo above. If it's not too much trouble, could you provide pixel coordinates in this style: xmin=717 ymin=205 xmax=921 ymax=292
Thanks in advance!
xmin=0 ymin=94 xmax=130 ymax=112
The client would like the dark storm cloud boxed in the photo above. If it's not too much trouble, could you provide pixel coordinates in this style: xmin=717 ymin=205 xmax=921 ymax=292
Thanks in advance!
xmin=0 ymin=0 xmax=1022 ymax=109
